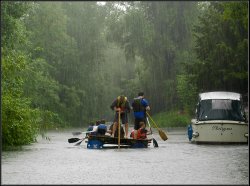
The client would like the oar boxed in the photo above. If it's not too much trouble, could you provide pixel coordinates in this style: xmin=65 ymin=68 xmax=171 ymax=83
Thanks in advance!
xmin=68 ymin=137 xmax=82 ymax=143
xmin=146 ymin=112 xmax=168 ymax=141
xmin=146 ymin=117 xmax=158 ymax=147
xmin=74 ymin=137 xmax=87 ymax=146
xmin=72 ymin=131 xmax=92 ymax=136
xmin=68 ymin=137 xmax=87 ymax=145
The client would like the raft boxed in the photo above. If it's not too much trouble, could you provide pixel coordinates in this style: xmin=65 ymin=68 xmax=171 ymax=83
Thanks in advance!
xmin=86 ymin=134 xmax=152 ymax=149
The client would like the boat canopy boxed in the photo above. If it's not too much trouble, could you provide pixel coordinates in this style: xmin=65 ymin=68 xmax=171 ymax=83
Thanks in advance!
xmin=199 ymin=91 xmax=241 ymax=101
xmin=196 ymin=92 xmax=245 ymax=121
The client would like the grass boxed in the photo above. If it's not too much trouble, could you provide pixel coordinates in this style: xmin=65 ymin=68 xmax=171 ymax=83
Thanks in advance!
xmin=149 ymin=110 xmax=192 ymax=128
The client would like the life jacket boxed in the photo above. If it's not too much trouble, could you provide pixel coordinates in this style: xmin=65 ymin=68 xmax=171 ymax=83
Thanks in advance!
xmin=97 ymin=124 xmax=107 ymax=135
xmin=130 ymin=130 xmax=135 ymax=138
xmin=116 ymin=96 xmax=127 ymax=111
xmin=98 ymin=124 xmax=107 ymax=131
xmin=130 ymin=129 xmax=147 ymax=139
xmin=132 ymin=97 xmax=144 ymax=112
xmin=137 ymin=128 xmax=147 ymax=139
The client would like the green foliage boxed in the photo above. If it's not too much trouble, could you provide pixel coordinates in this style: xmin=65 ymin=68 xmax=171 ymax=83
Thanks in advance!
xmin=176 ymin=74 xmax=198 ymax=115
xmin=191 ymin=1 xmax=248 ymax=94
xmin=2 ymin=94 xmax=39 ymax=147
xmin=1 ymin=2 xmax=62 ymax=148
xmin=223 ymin=2 xmax=248 ymax=31
xmin=2 ymin=49 xmax=39 ymax=148
xmin=1 ymin=1 xmax=31 ymax=49
xmin=151 ymin=110 xmax=192 ymax=128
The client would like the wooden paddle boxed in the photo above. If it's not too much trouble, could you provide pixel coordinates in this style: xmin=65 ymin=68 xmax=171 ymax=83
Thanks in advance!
xmin=118 ymin=110 xmax=121 ymax=149
xmin=146 ymin=112 xmax=168 ymax=141
xmin=146 ymin=117 xmax=159 ymax=147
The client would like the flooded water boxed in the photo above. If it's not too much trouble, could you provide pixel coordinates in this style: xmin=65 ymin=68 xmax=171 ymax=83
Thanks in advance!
xmin=1 ymin=128 xmax=249 ymax=185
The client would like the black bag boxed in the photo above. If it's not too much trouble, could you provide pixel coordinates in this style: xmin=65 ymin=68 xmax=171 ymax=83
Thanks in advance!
xmin=132 ymin=98 xmax=143 ymax=112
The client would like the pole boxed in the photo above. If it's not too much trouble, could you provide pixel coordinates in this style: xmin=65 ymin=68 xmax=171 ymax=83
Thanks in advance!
xmin=118 ymin=110 xmax=121 ymax=149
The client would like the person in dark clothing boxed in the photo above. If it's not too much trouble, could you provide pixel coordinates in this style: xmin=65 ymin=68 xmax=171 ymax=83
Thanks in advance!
xmin=110 ymin=95 xmax=131 ymax=138
xmin=97 ymin=119 xmax=107 ymax=135
xmin=132 ymin=92 xmax=150 ymax=139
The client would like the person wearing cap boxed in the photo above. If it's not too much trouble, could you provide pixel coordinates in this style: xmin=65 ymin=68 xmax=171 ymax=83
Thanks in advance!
xmin=131 ymin=92 xmax=150 ymax=139
xmin=110 ymin=95 xmax=131 ymax=138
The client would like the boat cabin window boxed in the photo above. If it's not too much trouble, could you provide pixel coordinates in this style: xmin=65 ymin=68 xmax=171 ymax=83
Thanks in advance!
xmin=197 ymin=99 xmax=245 ymax=121
xmin=212 ymin=100 xmax=231 ymax=109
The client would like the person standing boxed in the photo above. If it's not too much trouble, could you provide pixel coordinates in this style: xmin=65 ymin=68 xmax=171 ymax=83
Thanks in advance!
xmin=110 ymin=95 xmax=131 ymax=138
xmin=132 ymin=92 xmax=150 ymax=139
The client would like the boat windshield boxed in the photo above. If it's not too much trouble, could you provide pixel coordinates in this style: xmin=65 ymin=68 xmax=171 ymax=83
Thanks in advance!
xmin=196 ymin=99 xmax=245 ymax=121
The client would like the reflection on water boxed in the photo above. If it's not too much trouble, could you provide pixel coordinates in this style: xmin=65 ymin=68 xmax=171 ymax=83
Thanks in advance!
xmin=1 ymin=128 xmax=249 ymax=185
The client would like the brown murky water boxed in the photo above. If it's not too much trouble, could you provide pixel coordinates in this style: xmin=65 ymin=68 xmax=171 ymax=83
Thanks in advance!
xmin=1 ymin=128 xmax=249 ymax=184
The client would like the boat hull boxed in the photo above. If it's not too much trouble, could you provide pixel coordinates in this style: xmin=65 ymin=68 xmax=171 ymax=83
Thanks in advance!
xmin=190 ymin=119 xmax=248 ymax=143
xmin=86 ymin=135 xmax=152 ymax=149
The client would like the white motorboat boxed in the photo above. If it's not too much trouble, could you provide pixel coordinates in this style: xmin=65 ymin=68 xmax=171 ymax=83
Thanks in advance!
xmin=188 ymin=91 xmax=248 ymax=143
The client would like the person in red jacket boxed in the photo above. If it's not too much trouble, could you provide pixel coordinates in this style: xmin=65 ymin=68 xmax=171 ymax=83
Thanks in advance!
xmin=130 ymin=121 xmax=149 ymax=139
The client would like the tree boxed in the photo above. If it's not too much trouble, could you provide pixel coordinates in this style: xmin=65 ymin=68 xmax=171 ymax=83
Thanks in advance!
xmin=1 ymin=2 xmax=40 ymax=147
xmin=190 ymin=2 xmax=248 ymax=94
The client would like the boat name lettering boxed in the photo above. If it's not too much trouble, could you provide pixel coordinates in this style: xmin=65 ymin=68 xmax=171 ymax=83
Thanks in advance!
xmin=212 ymin=126 xmax=232 ymax=132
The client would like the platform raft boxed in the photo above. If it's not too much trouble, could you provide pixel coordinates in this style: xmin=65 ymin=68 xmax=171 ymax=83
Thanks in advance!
xmin=85 ymin=134 xmax=152 ymax=149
